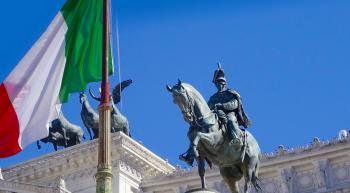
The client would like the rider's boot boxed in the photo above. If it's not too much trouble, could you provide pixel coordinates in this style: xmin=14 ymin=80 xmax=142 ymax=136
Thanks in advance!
xmin=229 ymin=130 xmax=243 ymax=147
xmin=179 ymin=146 xmax=198 ymax=166
xmin=179 ymin=154 xmax=194 ymax=166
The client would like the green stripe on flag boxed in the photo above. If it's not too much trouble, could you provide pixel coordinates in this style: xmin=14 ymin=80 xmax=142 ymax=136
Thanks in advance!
xmin=59 ymin=0 xmax=113 ymax=103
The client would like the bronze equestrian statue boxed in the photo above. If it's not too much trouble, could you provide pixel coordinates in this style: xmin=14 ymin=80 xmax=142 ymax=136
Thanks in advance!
xmin=167 ymin=65 xmax=261 ymax=193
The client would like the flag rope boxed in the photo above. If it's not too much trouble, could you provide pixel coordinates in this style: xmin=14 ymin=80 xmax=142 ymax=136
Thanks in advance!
xmin=110 ymin=0 xmax=123 ymax=111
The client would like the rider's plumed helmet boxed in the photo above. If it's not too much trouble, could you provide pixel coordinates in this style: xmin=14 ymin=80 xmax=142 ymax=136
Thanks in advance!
xmin=212 ymin=63 xmax=226 ymax=84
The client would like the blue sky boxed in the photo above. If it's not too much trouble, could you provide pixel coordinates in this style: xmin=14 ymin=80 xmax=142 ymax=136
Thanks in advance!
xmin=1 ymin=0 xmax=350 ymax=168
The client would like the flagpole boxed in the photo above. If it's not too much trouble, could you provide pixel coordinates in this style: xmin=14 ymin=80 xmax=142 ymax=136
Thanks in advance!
xmin=96 ymin=0 xmax=113 ymax=192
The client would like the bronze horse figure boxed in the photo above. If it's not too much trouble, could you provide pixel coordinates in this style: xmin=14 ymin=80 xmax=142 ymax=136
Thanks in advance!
xmin=37 ymin=112 xmax=84 ymax=151
xmin=167 ymin=81 xmax=261 ymax=193
xmin=79 ymin=92 xmax=100 ymax=139
xmin=88 ymin=92 xmax=130 ymax=136
xmin=80 ymin=80 xmax=132 ymax=139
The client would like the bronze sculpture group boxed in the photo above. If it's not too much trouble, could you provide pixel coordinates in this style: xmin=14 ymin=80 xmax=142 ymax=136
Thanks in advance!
xmin=167 ymin=64 xmax=261 ymax=193
xmin=36 ymin=63 xmax=260 ymax=193
xmin=37 ymin=79 xmax=132 ymax=150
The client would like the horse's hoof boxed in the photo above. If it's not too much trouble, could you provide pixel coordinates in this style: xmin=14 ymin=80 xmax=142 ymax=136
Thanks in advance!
xmin=179 ymin=155 xmax=194 ymax=167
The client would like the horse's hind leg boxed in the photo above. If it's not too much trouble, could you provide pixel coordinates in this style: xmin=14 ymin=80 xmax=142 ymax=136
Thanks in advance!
xmin=220 ymin=166 xmax=242 ymax=193
xmin=93 ymin=128 xmax=99 ymax=139
xmin=242 ymin=164 xmax=252 ymax=193
xmin=75 ymin=134 xmax=81 ymax=145
xmin=243 ymin=155 xmax=260 ymax=193
xmin=251 ymin=158 xmax=261 ymax=191
xmin=61 ymin=128 xmax=68 ymax=147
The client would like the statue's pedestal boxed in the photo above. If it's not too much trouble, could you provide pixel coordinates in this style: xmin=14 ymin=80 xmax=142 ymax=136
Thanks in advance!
xmin=185 ymin=188 xmax=219 ymax=193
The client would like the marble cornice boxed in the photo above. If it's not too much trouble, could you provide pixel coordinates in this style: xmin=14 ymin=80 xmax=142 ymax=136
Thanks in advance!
xmin=114 ymin=160 xmax=143 ymax=182
xmin=0 ymin=180 xmax=61 ymax=193
xmin=3 ymin=132 xmax=174 ymax=182
xmin=3 ymin=139 xmax=98 ymax=182
xmin=116 ymin=133 xmax=175 ymax=175
xmin=262 ymin=137 xmax=350 ymax=161
xmin=260 ymin=137 xmax=350 ymax=170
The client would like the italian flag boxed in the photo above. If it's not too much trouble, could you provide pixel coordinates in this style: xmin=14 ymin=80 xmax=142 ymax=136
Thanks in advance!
xmin=0 ymin=0 xmax=113 ymax=158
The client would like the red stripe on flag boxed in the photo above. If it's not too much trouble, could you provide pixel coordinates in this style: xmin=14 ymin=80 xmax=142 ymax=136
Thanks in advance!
xmin=0 ymin=84 xmax=21 ymax=158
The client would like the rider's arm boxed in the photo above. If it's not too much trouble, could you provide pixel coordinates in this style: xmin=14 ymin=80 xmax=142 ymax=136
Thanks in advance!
xmin=220 ymin=99 xmax=239 ymax=111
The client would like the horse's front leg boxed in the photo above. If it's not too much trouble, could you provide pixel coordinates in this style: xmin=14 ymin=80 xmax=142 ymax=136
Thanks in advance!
xmin=179 ymin=132 xmax=202 ymax=166
xmin=191 ymin=134 xmax=201 ymax=158
xmin=110 ymin=116 xmax=116 ymax=133
xmin=37 ymin=141 xmax=41 ymax=149
xmin=61 ymin=128 xmax=68 ymax=147
xmin=53 ymin=142 xmax=58 ymax=151
xmin=197 ymin=155 xmax=207 ymax=189
xmin=84 ymin=125 xmax=93 ymax=140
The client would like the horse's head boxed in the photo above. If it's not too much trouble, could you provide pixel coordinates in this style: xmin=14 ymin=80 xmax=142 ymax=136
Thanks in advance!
xmin=167 ymin=80 xmax=214 ymax=127
xmin=167 ymin=80 xmax=199 ymax=124
xmin=79 ymin=92 xmax=87 ymax=104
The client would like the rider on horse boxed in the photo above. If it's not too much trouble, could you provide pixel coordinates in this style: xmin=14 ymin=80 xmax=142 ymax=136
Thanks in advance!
xmin=179 ymin=64 xmax=252 ymax=166
xmin=208 ymin=63 xmax=251 ymax=147
xmin=169 ymin=72 xmax=261 ymax=192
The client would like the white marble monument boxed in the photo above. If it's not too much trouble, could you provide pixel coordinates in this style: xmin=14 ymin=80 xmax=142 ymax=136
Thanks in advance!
xmin=1 ymin=131 xmax=350 ymax=193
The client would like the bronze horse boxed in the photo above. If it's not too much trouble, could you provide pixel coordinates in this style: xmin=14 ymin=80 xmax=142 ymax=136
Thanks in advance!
xmin=79 ymin=80 xmax=132 ymax=139
xmin=79 ymin=92 xmax=100 ymax=139
xmin=37 ymin=112 xmax=84 ymax=151
xmin=167 ymin=81 xmax=261 ymax=193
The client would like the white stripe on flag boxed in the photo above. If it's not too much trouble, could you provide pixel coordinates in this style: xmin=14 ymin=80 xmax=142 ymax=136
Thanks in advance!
xmin=3 ymin=13 xmax=68 ymax=148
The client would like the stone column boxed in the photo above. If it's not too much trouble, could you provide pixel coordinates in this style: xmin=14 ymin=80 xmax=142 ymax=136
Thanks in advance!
xmin=312 ymin=159 xmax=329 ymax=192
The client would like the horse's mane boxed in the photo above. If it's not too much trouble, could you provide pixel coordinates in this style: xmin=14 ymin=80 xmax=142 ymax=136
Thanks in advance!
xmin=182 ymin=83 xmax=209 ymax=109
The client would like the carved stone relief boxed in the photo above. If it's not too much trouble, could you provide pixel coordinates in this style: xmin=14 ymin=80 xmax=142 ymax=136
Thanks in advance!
xmin=295 ymin=173 xmax=315 ymax=192
xmin=333 ymin=166 xmax=349 ymax=181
